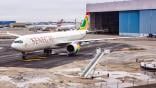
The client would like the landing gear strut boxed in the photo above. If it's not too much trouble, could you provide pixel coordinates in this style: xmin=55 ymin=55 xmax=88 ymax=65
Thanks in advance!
xmin=44 ymin=49 xmax=52 ymax=56
xmin=22 ymin=52 xmax=27 ymax=60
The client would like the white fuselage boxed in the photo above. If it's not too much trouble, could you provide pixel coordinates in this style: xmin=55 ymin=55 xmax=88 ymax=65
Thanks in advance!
xmin=11 ymin=30 xmax=86 ymax=52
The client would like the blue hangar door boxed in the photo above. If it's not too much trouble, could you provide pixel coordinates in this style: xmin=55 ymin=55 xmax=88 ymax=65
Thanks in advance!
xmin=140 ymin=10 xmax=156 ymax=34
xmin=119 ymin=11 xmax=139 ymax=36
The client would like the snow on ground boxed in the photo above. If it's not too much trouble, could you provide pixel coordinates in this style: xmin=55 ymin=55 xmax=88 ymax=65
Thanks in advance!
xmin=0 ymin=75 xmax=50 ymax=88
xmin=93 ymin=70 xmax=150 ymax=80
xmin=93 ymin=70 xmax=156 ymax=88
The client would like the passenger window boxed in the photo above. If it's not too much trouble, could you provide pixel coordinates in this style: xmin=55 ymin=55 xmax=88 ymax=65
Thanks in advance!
xmin=14 ymin=40 xmax=23 ymax=43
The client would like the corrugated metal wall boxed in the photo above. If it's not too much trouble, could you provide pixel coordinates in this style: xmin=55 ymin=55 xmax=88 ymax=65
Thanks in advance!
xmin=119 ymin=11 xmax=139 ymax=34
xmin=89 ymin=9 xmax=156 ymax=36
xmin=0 ymin=21 xmax=16 ymax=25
xmin=140 ymin=10 xmax=156 ymax=34
xmin=90 ymin=13 xmax=96 ymax=30
xmin=119 ymin=12 xmax=128 ymax=33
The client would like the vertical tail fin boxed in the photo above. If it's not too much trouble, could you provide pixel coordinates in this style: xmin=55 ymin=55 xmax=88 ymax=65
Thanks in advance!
xmin=80 ymin=14 xmax=89 ymax=30
xmin=57 ymin=19 xmax=64 ymax=27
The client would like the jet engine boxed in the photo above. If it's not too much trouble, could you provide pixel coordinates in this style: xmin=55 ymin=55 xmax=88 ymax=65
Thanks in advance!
xmin=67 ymin=43 xmax=80 ymax=55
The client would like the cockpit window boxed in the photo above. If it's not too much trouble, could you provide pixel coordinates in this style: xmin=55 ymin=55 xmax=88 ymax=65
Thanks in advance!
xmin=14 ymin=40 xmax=23 ymax=43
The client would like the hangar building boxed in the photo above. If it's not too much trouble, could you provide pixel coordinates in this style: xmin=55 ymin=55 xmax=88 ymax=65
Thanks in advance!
xmin=0 ymin=21 xmax=16 ymax=27
xmin=86 ymin=0 xmax=156 ymax=36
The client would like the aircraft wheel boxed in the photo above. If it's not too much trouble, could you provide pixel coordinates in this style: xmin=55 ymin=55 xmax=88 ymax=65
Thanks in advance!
xmin=44 ymin=49 xmax=52 ymax=56
xmin=22 ymin=52 xmax=27 ymax=60
xmin=68 ymin=53 xmax=76 ymax=57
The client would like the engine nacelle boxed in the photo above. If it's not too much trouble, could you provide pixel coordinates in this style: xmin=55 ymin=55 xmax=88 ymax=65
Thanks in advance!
xmin=67 ymin=43 xmax=80 ymax=55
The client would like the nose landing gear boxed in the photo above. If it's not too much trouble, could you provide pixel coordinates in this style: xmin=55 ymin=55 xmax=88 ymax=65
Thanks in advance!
xmin=22 ymin=52 xmax=27 ymax=60
xmin=44 ymin=49 xmax=52 ymax=56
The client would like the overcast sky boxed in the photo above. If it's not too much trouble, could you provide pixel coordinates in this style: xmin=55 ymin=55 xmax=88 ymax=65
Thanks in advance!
xmin=0 ymin=0 xmax=125 ymax=22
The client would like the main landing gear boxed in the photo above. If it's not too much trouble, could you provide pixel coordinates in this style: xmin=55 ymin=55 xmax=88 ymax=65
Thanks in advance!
xmin=21 ymin=49 xmax=52 ymax=60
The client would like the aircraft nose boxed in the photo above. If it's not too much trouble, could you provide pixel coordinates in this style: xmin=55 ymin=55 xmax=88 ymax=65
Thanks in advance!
xmin=11 ymin=43 xmax=17 ymax=50
xmin=11 ymin=43 xmax=21 ymax=51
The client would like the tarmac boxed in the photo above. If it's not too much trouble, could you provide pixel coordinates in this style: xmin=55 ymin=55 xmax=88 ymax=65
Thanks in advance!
xmin=0 ymin=28 xmax=156 ymax=88
xmin=0 ymin=38 xmax=124 ymax=68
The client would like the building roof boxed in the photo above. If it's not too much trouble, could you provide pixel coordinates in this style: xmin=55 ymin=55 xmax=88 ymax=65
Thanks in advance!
xmin=86 ymin=0 xmax=156 ymax=12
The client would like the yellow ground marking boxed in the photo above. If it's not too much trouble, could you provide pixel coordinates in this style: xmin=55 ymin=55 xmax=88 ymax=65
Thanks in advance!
xmin=19 ymin=56 xmax=47 ymax=62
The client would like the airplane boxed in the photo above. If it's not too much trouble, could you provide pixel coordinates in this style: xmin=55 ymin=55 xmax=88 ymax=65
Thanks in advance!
xmin=56 ymin=19 xmax=76 ymax=31
xmin=28 ymin=19 xmax=76 ymax=32
xmin=28 ymin=24 xmax=57 ymax=29
xmin=8 ymin=14 xmax=134 ymax=60
xmin=57 ymin=25 xmax=75 ymax=31
xmin=28 ymin=24 xmax=57 ymax=32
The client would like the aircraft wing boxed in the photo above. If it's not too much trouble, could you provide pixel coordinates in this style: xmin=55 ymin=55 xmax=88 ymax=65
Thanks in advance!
xmin=7 ymin=31 xmax=21 ymax=37
xmin=56 ymin=36 xmax=140 ymax=46
xmin=70 ymin=37 xmax=139 ymax=43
